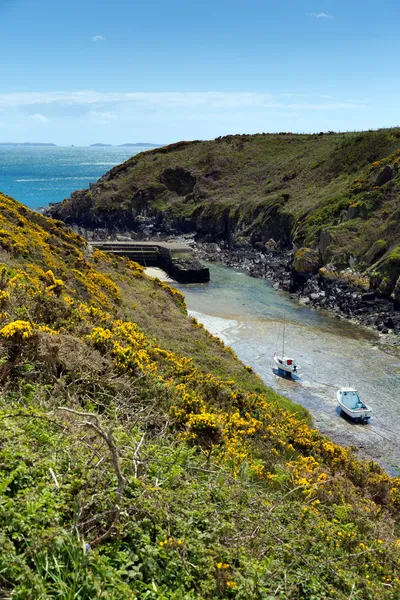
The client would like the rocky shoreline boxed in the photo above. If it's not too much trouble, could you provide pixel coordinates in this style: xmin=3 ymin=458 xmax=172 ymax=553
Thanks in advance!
xmin=193 ymin=241 xmax=400 ymax=341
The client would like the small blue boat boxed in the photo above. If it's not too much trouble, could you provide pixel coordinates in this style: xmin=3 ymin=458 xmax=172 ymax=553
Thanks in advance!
xmin=336 ymin=387 xmax=371 ymax=421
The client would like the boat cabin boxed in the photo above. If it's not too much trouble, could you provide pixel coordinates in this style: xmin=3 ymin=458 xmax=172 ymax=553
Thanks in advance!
xmin=340 ymin=388 xmax=365 ymax=410
xmin=276 ymin=357 xmax=294 ymax=366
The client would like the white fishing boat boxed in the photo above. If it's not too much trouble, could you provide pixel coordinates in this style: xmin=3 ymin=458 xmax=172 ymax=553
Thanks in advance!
xmin=273 ymin=321 xmax=298 ymax=377
xmin=336 ymin=387 xmax=371 ymax=421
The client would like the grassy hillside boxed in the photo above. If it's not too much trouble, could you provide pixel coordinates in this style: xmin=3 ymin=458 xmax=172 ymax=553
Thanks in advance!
xmin=48 ymin=129 xmax=400 ymax=295
xmin=2 ymin=191 xmax=400 ymax=598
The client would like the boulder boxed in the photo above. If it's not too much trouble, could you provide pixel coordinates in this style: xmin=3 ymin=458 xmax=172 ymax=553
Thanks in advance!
xmin=264 ymin=238 xmax=280 ymax=253
xmin=293 ymin=248 xmax=320 ymax=281
xmin=319 ymin=229 xmax=335 ymax=263
xmin=378 ymin=277 xmax=392 ymax=295
xmin=347 ymin=205 xmax=360 ymax=220
xmin=375 ymin=165 xmax=395 ymax=186
xmin=318 ymin=264 xmax=337 ymax=278
xmin=361 ymin=291 xmax=376 ymax=302
xmin=359 ymin=203 xmax=368 ymax=219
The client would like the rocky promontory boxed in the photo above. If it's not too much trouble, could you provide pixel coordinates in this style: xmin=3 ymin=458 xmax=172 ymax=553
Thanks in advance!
xmin=46 ymin=129 xmax=400 ymax=334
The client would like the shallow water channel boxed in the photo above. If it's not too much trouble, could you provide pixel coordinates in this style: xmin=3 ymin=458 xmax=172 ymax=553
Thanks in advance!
xmin=174 ymin=262 xmax=400 ymax=474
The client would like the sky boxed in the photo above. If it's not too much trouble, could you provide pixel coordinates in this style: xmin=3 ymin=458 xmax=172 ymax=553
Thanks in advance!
xmin=0 ymin=0 xmax=399 ymax=145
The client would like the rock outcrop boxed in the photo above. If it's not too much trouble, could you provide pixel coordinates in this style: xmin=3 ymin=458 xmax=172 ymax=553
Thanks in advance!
xmin=375 ymin=165 xmax=395 ymax=186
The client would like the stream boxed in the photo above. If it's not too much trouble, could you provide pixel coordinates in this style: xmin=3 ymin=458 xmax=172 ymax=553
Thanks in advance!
xmin=174 ymin=262 xmax=400 ymax=474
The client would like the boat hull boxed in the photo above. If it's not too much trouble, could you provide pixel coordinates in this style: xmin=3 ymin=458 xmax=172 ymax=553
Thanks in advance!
xmin=336 ymin=390 xmax=371 ymax=421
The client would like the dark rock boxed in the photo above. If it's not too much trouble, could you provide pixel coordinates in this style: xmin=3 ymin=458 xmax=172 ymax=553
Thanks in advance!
xmin=347 ymin=205 xmax=360 ymax=220
xmin=319 ymin=229 xmax=335 ymax=263
xmin=384 ymin=317 xmax=394 ymax=329
xmin=375 ymin=165 xmax=395 ymax=186
xmin=265 ymin=238 xmax=280 ymax=253
xmin=361 ymin=292 xmax=376 ymax=302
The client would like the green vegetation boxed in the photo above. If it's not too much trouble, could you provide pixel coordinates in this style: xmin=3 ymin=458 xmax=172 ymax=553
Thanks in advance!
xmin=49 ymin=128 xmax=400 ymax=294
xmin=3 ymin=191 xmax=400 ymax=598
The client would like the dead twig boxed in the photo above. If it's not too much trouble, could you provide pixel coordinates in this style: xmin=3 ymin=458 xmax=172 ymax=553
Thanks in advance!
xmin=132 ymin=433 xmax=146 ymax=478
xmin=57 ymin=406 xmax=127 ymax=546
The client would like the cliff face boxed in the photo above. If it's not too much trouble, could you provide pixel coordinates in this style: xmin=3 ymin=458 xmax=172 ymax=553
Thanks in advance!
xmin=2 ymin=192 xmax=400 ymax=596
xmin=47 ymin=129 xmax=400 ymax=298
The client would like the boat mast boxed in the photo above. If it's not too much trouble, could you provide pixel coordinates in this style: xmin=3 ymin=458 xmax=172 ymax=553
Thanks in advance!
xmin=282 ymin=321 xmax=285 ymax=357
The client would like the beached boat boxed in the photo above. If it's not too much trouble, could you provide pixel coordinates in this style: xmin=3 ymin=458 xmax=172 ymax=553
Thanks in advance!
xmin=336 ymin=387 xmax=371 ymax=421
xmin=274 ymin=354 xmax=297 ymax=375
xmin=273 ymin=321 xmax=298 ymax=377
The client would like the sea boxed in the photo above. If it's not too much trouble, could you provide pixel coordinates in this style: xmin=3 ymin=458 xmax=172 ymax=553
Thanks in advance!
xmin=0 ymin=145 xmax=149 ymax=210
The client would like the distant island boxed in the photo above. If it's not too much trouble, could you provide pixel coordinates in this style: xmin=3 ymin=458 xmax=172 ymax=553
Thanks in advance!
xmin=0 ymin=142 xmax=57 ymax=147
xmin=90 ymin=143 xmax=162 ymax=148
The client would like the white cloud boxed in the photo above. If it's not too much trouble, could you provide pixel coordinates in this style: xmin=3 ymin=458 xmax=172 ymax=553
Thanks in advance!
xmin=92 ymin=35 xmax=105 ymax=42
xmin=30 ymin=113 xmax=48 ymax=123
xmin=309 ymin=12 xmax=333 ymax=19
xmin=0 ymin=91 xmax=363 ymax=111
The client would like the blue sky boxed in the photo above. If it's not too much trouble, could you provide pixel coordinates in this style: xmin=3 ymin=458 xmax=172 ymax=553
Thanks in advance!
xmin=0 ymin=0 xmax=399 ymax=145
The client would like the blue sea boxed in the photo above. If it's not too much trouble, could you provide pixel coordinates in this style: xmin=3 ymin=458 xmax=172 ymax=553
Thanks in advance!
xmin=0 ymin=145 xmax=149 ymax=209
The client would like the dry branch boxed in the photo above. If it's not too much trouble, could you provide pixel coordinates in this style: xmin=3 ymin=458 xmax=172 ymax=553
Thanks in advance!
xmin=57 ymin=406 xmax=127 ymax=546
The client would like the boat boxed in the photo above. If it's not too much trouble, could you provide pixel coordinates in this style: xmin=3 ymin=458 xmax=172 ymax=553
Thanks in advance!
xmin=273 ymin=321 xmax=298 ymax=377
xmin=336 ymin=387 xmax=371 ymax=421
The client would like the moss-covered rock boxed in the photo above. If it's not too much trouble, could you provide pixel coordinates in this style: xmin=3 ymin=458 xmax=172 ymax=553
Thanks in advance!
xmin=293 ymin=247 xmax=320 ymax=274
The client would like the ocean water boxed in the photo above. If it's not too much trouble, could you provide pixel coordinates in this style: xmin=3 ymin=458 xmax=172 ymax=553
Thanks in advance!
xmin=0 ymin=145 xmax=148 ymax=209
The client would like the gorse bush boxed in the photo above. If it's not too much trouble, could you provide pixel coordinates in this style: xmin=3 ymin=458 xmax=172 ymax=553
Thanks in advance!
xmin=1 ymin=192 xmax=400 ymax=598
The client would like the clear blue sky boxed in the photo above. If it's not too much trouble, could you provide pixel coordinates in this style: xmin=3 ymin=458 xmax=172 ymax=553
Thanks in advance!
xmin=0 ymin=0 xmax=399 ymax=145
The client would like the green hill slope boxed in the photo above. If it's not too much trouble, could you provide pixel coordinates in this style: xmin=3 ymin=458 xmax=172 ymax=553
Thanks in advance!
xmin=2 ymin=191 xmax=400 ymax=598
xmin=48 ymin=129 xmax=400 ymax=297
